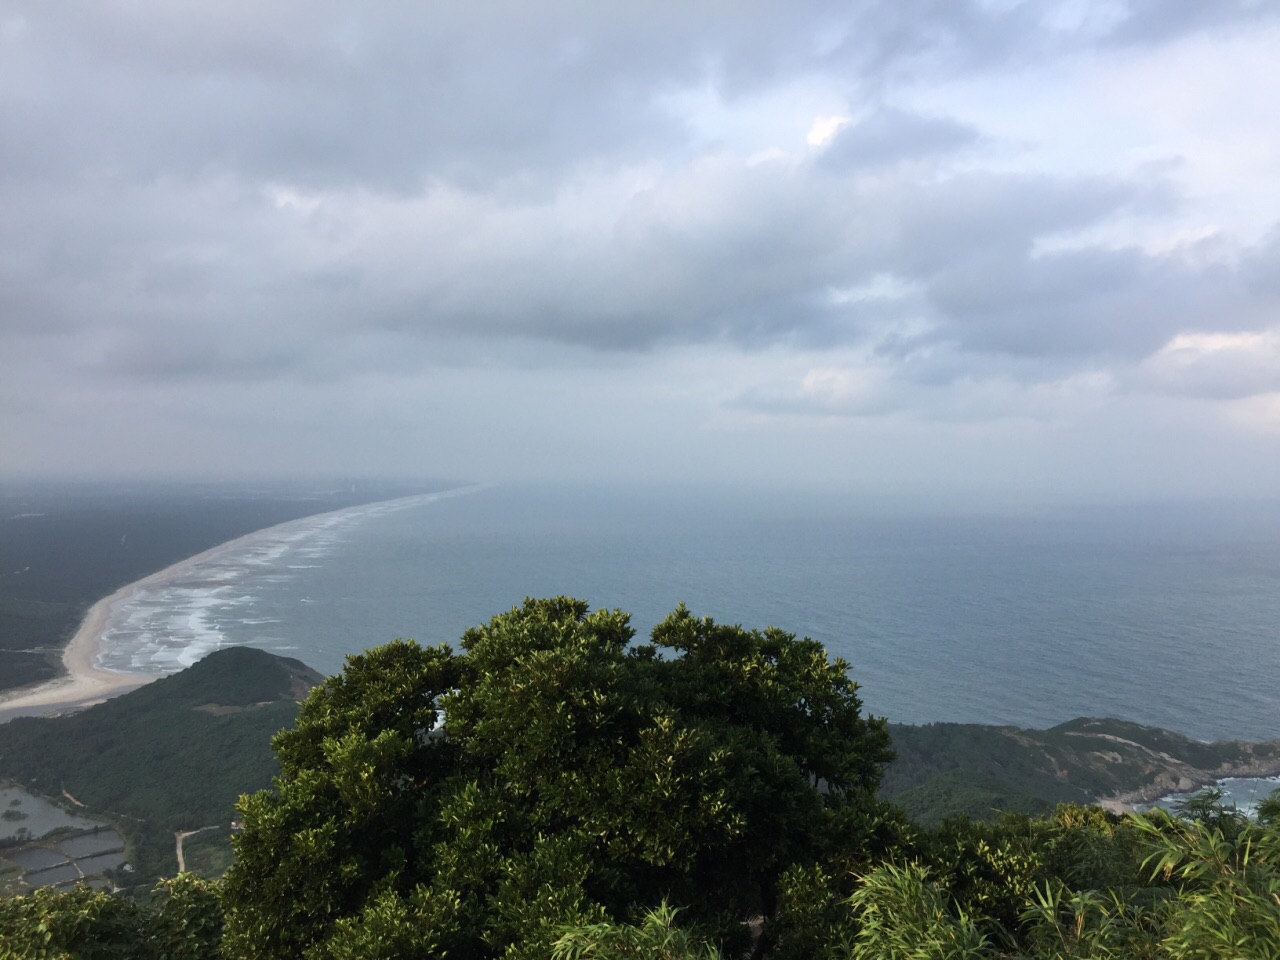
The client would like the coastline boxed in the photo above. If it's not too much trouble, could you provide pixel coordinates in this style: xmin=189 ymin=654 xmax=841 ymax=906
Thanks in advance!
xmin=0 ymin=486 xmax=481 ymax=723
xmin=0 ymin=581 xmax=152 ymax=721
xmin=1096 ymin=756 xmax=1280 ymax=814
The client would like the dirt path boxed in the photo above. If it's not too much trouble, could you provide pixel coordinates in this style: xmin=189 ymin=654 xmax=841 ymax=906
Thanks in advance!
xmin=174 ymin=825 xmax=220 ymax=873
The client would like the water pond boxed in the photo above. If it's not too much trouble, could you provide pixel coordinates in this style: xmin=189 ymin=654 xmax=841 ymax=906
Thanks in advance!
xmin=25 ymin=863 xmax=81 ymax=888
xmin=56 ymin=830 xmax=124 ymax=859
xmin=0 ymin=786 xmax=102 ymax=841
xmin=74 ymin=851 xmax=126 ymax=874
xmin=6 ymin=846 xmax=68 ymax=871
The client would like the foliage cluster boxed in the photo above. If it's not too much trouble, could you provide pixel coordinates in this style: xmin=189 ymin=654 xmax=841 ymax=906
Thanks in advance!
xmin=220 ymin=597 xmax=893 ymax=959
xmin=0 ymin=875 xmax=222 ymax=960
xmin=8 ymin=795 xmax=1280 ymax=958
xmin=550 ymin=798 xmax=1280 ymax=959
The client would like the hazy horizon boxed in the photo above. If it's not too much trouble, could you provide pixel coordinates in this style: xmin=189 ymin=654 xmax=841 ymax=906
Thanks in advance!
xmin=7 ymin=474 xmax=1280 ymax=519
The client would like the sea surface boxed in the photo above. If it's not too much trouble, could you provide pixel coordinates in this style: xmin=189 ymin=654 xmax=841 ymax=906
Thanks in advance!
xmin=90 ymin=484 xmax=1280 ymax=743
xmin=1152 ymin=776 xmax=1280 ymax=818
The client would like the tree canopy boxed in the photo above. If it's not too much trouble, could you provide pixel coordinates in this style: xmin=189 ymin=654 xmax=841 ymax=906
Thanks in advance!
xmin=7 ymin=598 xmax=1280 ymax=958
xmin=219 ymin=597 xmax=894 ymax=959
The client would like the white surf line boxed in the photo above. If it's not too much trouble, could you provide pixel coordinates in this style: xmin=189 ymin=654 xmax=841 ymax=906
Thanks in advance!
xmin=0 ymin=484 xmax=488 ymax=719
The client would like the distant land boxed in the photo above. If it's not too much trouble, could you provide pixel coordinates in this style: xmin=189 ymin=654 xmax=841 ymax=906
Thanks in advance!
xmin=0 ymin=478 xmax=456 ymax=695
xmin=3 ymin=646 xmax=1279 ymax=894
xmin=883 ymin=717 xmax=1280 ymax=824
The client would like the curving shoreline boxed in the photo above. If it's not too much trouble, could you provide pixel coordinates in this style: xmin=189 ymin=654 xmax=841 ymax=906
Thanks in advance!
xmin=1097 ymin=760 xmax=1280 ymax=814
xmin=0 ymin=525 xmax=305 ymax=721
xmin=0 ymin=487 xmax=482 ymax=722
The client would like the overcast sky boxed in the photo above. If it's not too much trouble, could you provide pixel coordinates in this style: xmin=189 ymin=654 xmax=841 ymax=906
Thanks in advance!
xmin=3 ymin=1 xmax=1280 ymax=503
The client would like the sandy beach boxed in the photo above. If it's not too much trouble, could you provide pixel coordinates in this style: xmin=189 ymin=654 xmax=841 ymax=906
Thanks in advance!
xmin=0 ymin=585 xmax=152 ymax=721
xmin=0 ymin=516 xmax=310 ymax=721
xmin=0 ymin=529 xmax=266 ymax=722
xmin=0 ymin=489 xmax=472 ymax=723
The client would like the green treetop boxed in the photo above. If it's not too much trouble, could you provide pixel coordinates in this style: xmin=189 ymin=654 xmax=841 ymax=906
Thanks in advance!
xmin=219 ymin=597 xmax=894 ymax=960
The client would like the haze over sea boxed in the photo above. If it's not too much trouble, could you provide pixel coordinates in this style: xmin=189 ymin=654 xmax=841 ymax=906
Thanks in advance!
xmin=92 ymin=484 xmax=1280 ymax=744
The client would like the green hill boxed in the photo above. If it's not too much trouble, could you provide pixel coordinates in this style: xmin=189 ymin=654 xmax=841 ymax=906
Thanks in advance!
xmin=881 ymin=716 xmax=1280 ymax=824
xmin=0 ymin=646 xmax=324 ymax=888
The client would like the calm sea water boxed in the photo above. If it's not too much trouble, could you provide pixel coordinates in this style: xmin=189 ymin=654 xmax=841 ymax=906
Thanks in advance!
xmin=94 ymin=485 xmax=1280 ymax=743
xmin=1153 ymin=776 xmax=1280 ymax=818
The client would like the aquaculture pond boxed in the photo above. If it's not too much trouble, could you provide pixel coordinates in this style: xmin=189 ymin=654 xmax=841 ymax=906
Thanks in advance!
xmin=0 ymin=786 xmax=101 ymax=841
xmin=0 ymin=785 xmax=124 ymax=890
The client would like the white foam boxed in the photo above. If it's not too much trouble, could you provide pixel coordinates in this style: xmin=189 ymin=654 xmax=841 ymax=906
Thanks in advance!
xmin=90 ymin=488 xmax=482 ymax=676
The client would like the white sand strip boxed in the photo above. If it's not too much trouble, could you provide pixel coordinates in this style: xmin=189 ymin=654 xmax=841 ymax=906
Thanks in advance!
xmin=0 ymin=528 xmax=270 ymax=718
xmin=0 ymin=486 xmax=482 ymax=721
xmin=0 ymin=585 xmax=152 ymax=718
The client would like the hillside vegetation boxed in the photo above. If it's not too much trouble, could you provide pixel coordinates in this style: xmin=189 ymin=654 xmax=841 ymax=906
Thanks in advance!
xmin=4 ymin=644 xmax=1278 ymax=893
xmin=882 ymin=717 xmax=1280 ymax=823
xmin=0 ymin=646 xmax=323 ymax=887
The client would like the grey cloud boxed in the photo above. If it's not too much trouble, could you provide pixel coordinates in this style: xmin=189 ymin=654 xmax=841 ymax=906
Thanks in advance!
xmin=731 ymin=382 xmax=901 ymax=418
xmin=811 ymin=0 xmax=1279 ymax=86
xmin=2 ymin=1 xmax=1279 ymax=491
xmin=3 ymin=2 xmax=1278 ymax=408
xmin=1108 ymin=0 xmax=1280 ymax=45
xmin=6 ymin=3 xmax=976 ymax=194
xmin=363 ymin=167 xmax=1163 ymax=359
xmin=348 ymin=160 xmax=856 ymax=351
xmin=881 ymin=172 xmax=1157 ymax=275
xmin=925 ymin=246 xmax=1160 ymax=358
xmin=819 ymin=108 xmax=978 ymax=171
xmin=9 ymin=1 xmax=1267 ymax=199
xmin=1132 ymin=347 xmax=1280 ymax=400
xmin=0 ymin=158 xmax=1192 ymax=384
xmin=922 ymin=239 xmax=1276 ymax=365
xmin=91 ymin=333 xmax=308 ymax=384
xmin=817 ymin=2 xmax=1043 ymax=80
xmin=4 ymin=5 xmax=690 ymax=194
xmin=1240 ymin=227 xmax=1280 ymax=297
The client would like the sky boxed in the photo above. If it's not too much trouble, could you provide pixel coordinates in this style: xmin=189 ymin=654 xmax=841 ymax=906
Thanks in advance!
xmin=3 ymin=1 xmax=1280 ymax=504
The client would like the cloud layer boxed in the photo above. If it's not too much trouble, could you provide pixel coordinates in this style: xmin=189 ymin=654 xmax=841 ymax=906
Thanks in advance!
xmin=3 ymin=1 xmax=1280 ymax=500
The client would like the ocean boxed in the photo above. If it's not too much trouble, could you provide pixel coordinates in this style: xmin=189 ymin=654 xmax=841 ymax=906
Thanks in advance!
xmin=91 ymin=484 xmax=1280 ymax=744
xmin=1152 ymin=776 xmax=1280 ymax=819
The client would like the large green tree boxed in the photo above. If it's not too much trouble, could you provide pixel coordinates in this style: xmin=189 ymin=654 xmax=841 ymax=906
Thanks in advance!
xmin=220 ymin=598 xmax=893 ymax=959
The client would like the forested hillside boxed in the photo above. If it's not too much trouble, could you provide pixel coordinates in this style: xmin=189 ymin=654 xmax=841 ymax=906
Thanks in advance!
xmin=882 ymin=717 xmax=1280 ymax=823
xmin=0 ymin=646 xmax=323 ymax=885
